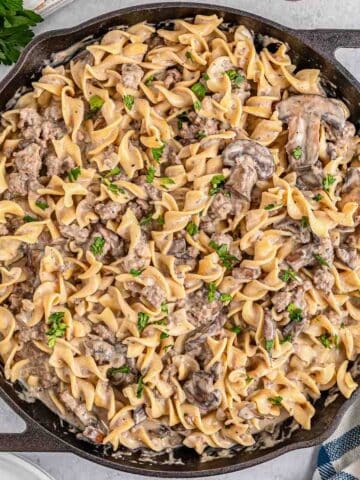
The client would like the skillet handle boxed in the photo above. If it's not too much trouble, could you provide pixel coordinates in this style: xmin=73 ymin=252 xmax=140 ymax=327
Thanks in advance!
xmin=0 ymin=421 xmax=67 ymax=452
xmin=294 ymin=29 xmax=360 ymax=60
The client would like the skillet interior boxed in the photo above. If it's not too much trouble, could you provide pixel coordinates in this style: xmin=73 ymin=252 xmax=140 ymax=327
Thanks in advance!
xmin=0 ymin=3 xmax=360 ymax=476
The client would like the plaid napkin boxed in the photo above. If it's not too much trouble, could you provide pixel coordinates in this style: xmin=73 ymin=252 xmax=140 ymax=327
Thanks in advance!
xmin=313 ymin=398 xmax=360 ymax=480
xmin=24 ymin=0 xmax=74 ymax=17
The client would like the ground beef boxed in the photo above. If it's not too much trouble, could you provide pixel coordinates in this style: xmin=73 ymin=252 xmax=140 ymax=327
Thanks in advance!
xmin=92 ymin=324 xmax=116 ymax=344
xmin=121 ymin=64 xmax=144 ymax=90
xmin=59 ymin=224 xmax=90 ymax=244
xmin=232 ymin=266 xmax=261 ymax=282
xmin=178 ymin=112 xmax=220 ymax=144
xmin=141 ymin=283 xmax=166 ymax=309
xmin=312 ymin=267 xmax=334 ymax=295
xmin=335 ymin=246 xmax=358 ymax=268
xmin=14 ymin=143 xmax=42 ymax=178
xmin=208 ymin=193 xmax=233 ymax=220
xmin=185 ymin=287 xmax=223 ymax=328
xmin=275 ymin=219 xmax=311 ymax=244
xmin=7 ymin=172 xmax=28 ymax=197
xmin=45 ymin=154 xmax=75 ymax=177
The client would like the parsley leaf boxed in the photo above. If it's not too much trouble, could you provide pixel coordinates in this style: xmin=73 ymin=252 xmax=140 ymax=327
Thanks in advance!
xmin=191 ymin=82 xmax=207 ymax=101
xmin=186 ymin=221 xmax=198 ymax=236
xmin=225 ymin=69 xmax=245 ymax=86
xmin=102 ymin=178 xmax=125 ymax=195
xmin=264 ymin=203 xmax=282 ymax=210
xmin=245 ymin=374 xmax=253 ymax=384
xmin=207 ymin=282 xmax=217 ymax=302
xmin=136 ymin=375 xmax=144 ymax=398
xmin=287 ymin=303 xmax=303 ymax=323
xmin=313 ymin=253 xmax=329 ymax=267
xmin=88 ymin=95 xmax=104 ymax=114
xmin=196 ymin=130 xmax=206 ymax=140
xmin=107 ymin=365 xmax=130 ymax=377
xmin=220 ymin=293 xmax=232 ymax=303
xmin=156 ymin=215 xmax=165 ymax=225
xmin=151 ymin=144 xmax=165 ymax=162
xmin=279 ymin=269 xmax=297 ymax=282
xmin=323 ymin=174 xmax=336 ymax=192
xmin=130 ymin=268 xmax=143 ymax=277
xmin=209 ymin=240 xmax=240 ymax=270
xmin=146 ymin=166 xmax=156 ymax=184
xmin=160 ymin=331 xmax=169 ymax=340
xmin=319 ymin=333 xmax=332 ymax=348
xmin=268 ymin=396 xmax=283 ymax=406
xmin=231 ymin=325 xmax=242 ymax=334
xmin=35 ymin=199 xmax=48 ymax=210
xmin=313 ymin=193 xmax=323 ymax=202
xmin=291 ymin=146 xmax=302 ymax=160
xmin=203 ymin=73 xmax=210 ymax=80
xmin=105 ymin=166 xmax=121 ymax=177
xmin=161 ymin=302 xmax=168 ymax=314
xmin=23 ymin=214 xmax=37 ymax=222
xmin=300 ymin=216 xmax=309 ymax=228
xmin=144 ymin=75 xmax=155 ymax=86
xmin=123 ymin=94 xmax=135 ymax=110
xmin=194 ymin=100 xmax=201 ymax=111
xmin=139 ymin=213 xmax=153 ymax=226
xmin=265 ymin=339 xmax=274 ymax=352
xmin=185 ymin=51 xmax=193 ymax=62
xmin=160 ymin=177 xmax=175 ymax=187
xmin=90 ymin=236 xmax=105 ymax=256
xmin=46 ymin=311 xmax=66 ymax=348
xmin=68 ymin=166 xmax=81 ymax=182
xmin=209 ymin=174 xmax=225 ymax=195
xmin=137 ymin=312 xmax=150 ymax=333
xmin=280 ymin=334 xmax=293 ymax=344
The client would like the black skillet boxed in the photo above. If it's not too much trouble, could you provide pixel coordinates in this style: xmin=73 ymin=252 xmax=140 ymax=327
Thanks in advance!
xmin=0 ymin=3 xmax=360 ymax=477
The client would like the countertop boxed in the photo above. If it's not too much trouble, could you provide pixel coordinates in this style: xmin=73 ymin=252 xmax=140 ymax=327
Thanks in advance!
xmin=0 ymin=0 xmax=360 ymax=479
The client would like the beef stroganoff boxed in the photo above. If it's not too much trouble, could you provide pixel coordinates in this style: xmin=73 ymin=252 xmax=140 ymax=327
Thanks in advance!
xmin=0 ymin=14 xmax=359 ymax=454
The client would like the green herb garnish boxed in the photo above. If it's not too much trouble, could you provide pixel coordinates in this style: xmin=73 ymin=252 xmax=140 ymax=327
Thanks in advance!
xmin=291 ymin=146 xmax=302 ymax=160
xmin=264 ymin=203 xmax=282 ymax=210
xmin=194 ymin=100 xmax=201 ymax=111
xmin=151 ymin=144 xmax=165 ymax=162
xmin=207 ymin=282 xmax=217 ymax=302
xmin=225 ymin=69 xmax=245 ymax=86
xmin=265 ymin=339 xmax=274 ymax=352
xmin=313 ymin=253 xmax=329 ymax=267
xmin=107 ymin=365 xmax=130 ymax=377
xmin=287 ymin=303 xmax=303 ymax=323
xmin=88 ymin=95 xmax=104 ymax=114
xmin=220 ymin=293 xmax=232 ymax=303
xmin=279 ymin=269 xmax=297 ymax=282
xmin=191 ymin=82 xmax=207 ymax=101
xmin=105 ymin=166 xmax=121 ymax=177
xmin=137 ymin=312 xmax=150 ymax=333
xmin=146 ymin=166 xmax=156 ymax=184
xmin=209 ymin=240 xmax=240 ymax=270
xmin=196 ymin=131 xmax=206 ymax=140
xmin=35 ymin=199 xmax=48 ymax=210
xmin=186 ymin=221 xmax=199 ymax=236
xmin=90 ymin=236 xmax=105 ymax=256
xmin=160 ymin=177 xmax=175 ymax=188
xmin=164 ymin=344 xmax=173 ymax=351
xmin=139 ymin=213 xmax=153 ymax=226
xmin=123 ymin=94 xmax=135 ymax=110
xmin=185 ymin=51 xmax=193 ymax=62
xmin=156 ymin=215 xmax=165 ymax=225
xmin=268 ymin=396 xmax=283 ymax=406
xmin=160 ymin=331 xmax=169 ymax=340
xmin=23 ymin=214 xmax=37 ymax=222
xmin=245 ymin=375 xmax=253 ymax=384
xmin=46 ymin=311 xmax=66 ymax=348
xmin=319 ymin=333 xmax=332 ymax=348
xmin=300 ymin=216 xmax=309 ymax=228
xmin=130 ymin=268 xmax=143 ymax=277
xmin=280 ymin=334 xmax=293 ymax=344
xmin=144 ymin=75 xmax=155 ymax=86
xmin=161 ymin=302 xmax=168 ymax=314
xmin=136 ymin=376 xmax=144 ymax=398
xmin=323 ymin=174 xmax=336 ymax=192
xmin=313 ymin=193 xmax=323 ymax=202
xmin=102 ymin=178 xmax=125 ymax=195
xmin=209 ymin=174 xmax=225 ymax=196
xmin=68 ymin=166 xmax=81 ymax=182
xmin=231 ymin=325 xmax=242 ymax=334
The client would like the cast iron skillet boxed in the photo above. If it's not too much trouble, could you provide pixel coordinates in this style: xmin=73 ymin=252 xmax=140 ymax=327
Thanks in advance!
xmin=0 ymin=3 xmax=360 ymax=476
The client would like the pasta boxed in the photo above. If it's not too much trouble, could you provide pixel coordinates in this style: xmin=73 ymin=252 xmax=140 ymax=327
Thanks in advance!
xmin=0 ymin=14 xmax=359 ymax=455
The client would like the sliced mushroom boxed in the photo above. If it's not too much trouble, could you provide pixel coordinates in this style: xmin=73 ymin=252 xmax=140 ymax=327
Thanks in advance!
xmin=276 ymin=94 xmax=349 ymax=184
xmin=222 ymin=139 xmax=274 ymax=200
xmin=183 ymin=370 xmax=222 ymax=413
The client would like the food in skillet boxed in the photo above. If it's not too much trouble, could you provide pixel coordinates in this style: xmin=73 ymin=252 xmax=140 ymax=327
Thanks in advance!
xmin=0 ymin=14 xmax=359 ymax=454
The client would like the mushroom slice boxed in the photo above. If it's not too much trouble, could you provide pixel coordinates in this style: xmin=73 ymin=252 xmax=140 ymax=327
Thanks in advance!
xmin=222 ymin=139 xmax=274 ymax=201
xmin=276 ymin=94 xmax=349 ymax=172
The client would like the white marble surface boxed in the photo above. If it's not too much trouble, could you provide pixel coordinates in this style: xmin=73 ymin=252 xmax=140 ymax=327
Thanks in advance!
xmin=0 ymin=0 xmax=360 ymax=478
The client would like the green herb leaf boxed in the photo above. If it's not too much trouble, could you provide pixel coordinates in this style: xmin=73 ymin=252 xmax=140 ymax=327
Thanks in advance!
xmin=185 ymin=51 xmax=193 ymax=62
xmin=144 ymin=75 xmax=155 ymax=86
xmin=129 ymin=268 xmax=143 ymax=277
xmin=280 ymin=334 xmax=293 ymax=344
xmin=287 ymin=303 xmax=303 ymax=323
xmin=123 ymin=94 xmax=135 ymax=110
xmin=139 ymin=213 xmax=153 ymax=226
xmin=137 ymin=312 xmax=150 ymax=333
xmin=102 ymin=178 xmax=125 ymax=195
xmin=35 ymin=199 xmax=48 ymax=210
xmin=23 ymin=214 xmax=37 ymax=222
xmin=196 ymin=130 xmax=206 ymax=140
xmin=107 ymin=365 xmax=130 ymax=377
xmin=268 ymin=396 xmax=283 ymax=406
xmin=160 ymin=331 xmax=169 ymax=340
xmin=46 ymin=311 xmax=66 ymax=348
xmin=186 ymin=221 xmax=199 ymax=236
xmin=291 ymin=146 xmax=302 ymax=160
xmin=319 ymin=333 xmax=331 ymax=348
xmin=160 ymin=177 xmax=175 ymax=187
xmin=90 ymin=236 xmax=105 ymax=256
xmin=146 ymin=166 xmax=156 ymax=184
xmin=191 ymin=82 xmax=207 ymax=101
xmin=89 ymin=95 xmax=104 ymax=114
xmin=209 ymin=174 xmax=225 ymax=196
xmin=136 ymin=375 xmax=144 ymax=398
xmin=68 ymin=166 xmax=81 ymax=182
xmin=231 ymin=325 xmax=242 ymax=334
xmin=279 ymin=269 xmax=297 ymax=282
xmin=156 ymin=215 xmax=165 ymax=225
xmin=225 ymin=69 xmax=245 ymax=87
xmin=194 ymin=100 xmax=201 ymax=111
xmin=164 ymin=344 xmax=173 ymax=351
xmin=220 ymin=293 xmax=232 ymax=303
xmin=264 ymin=203 xmax=282 ymax=210
xmin=245 ymin=374 xmax=253 ymax=384
xmin=313 ymin=253 xmax=329 ymax=267
xmin=323 ymin=174 xmax=336 ymax=192
xmin=151 ymin=144 xmax=165 ymax=162
xmin=300 ymin=216 xmax=309 ymax=228
xmin=207 ymin=282 xmax=217 ymax=302
xmin=209 ymin=240 xmax=240 ymax=270
xmin=161 ymin=302 xmax=168 ymax=314
xmin=105 ymin=166 xmax=121 ymax=177
xmin=203 ymin=73 xmax=210 ymax=80
xmin=313 ymin=193 xmax=323 ymax=202
xmin=265 ymin=339 xmax=274 ymax=352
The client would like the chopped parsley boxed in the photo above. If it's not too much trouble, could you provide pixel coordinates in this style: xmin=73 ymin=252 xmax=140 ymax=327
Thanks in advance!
xmin=107 ymin=365 xmax=130 ymax=377
xmin=161 ymin=302 xmax=168 ymax=314
xmin=35 ymin=199 xmax=48 ymax=210
xmin=287 ymin=303 xmax=303 ymax=323
xmin=313 ymin=253 xmax=329 ymax=267
xmin=186 ymin=221 xmax=199 ymax=236
xmin=245 ymin=375 xmax=253 ymax=384
xmin=265 ymin=339 xmax=274 ymax=352
xmin=105 ymin=166 xmax=121 ymax=177
xmin=291 ymin=146 xmax=302 ymax=160
xmin=264 ymin=203 xmax=282 ymax=210
xmin=130 ymin=268 xmax=143 ymax=277
xmin=268 ymin=396 xmax=283 ymax=406
xmin=160 ymin=331 xmax=169 ymax=340
xmin=136 ymin=376 xmax=144 ymax=398
xmin=144 ymin=75 xmax=155 ymax=86
xmin=146 ymin=166 xmax=156 ymax=184
xmin=164 ymin=344 xmax=173 ymax=351
xmin=209 ymin=240 xmax=240 ymax=270
xmin=88 ymin=95 xmax=104 ymax=114
xmin=313 ymin=193 xmax=323 ymax=202
xmin=209 ymin=174 xmax=225 ymax=195
xmin=160 ymin=177 xmax=175 ymax=188
xmin=207 ymin=282 xmax=217 ymax=302
xmin=231 ymin=325 xmax=242 ymax=334
xmin=139 ymin=213 xmax=153 ymax=226
xmin=319 ymin=333 xmax=332 ymax=348
xmin=46 ymin=311 xmax=66 ymax=348
xmin=90 ymin=236 xmax=105 ymax=256
xmin=185 ymin=51 xmax=193 ymax=62
xmin=102 ymin=178 xmax=125 ymax=195
xmin=196 ymin=131 xmax=206 ymax=140
xmin=225 ymin=69 xmax=245 ymax=87
xmin=191 ymin=82 xmax=207 ymax=101
xmin=280 ymin=334 xmax=293 ymax=344
xmin=300 ymin=216 xmax=309 ymax=228
xmin=156 ymin=215 xmax=165 ymax=225
xmin=279 ymin=269 xmax=297 ymax=282
xmin=203 ymin=72 xmax=210 ymax=80
xmin=137 ymin=312 xmax=150 ymax=333
xmin=151 ymin=144 xmax=165 ymax=162
xmin=323 ymin=174 xmax=336 ymax=192
xmin=123 ymin=94 xmax=135 ymax=110
xmin=23 ymin=214 xmax=37 ymax=222
xmin=68 ymin=166 xmax=81 ymax=182
xmin=220 ymin=293 xmax=232 ymax=303
xmin=194 ymin=100 xmax=201 ymax=111
xmin=177 ymin=112 xmax=189 ymax=129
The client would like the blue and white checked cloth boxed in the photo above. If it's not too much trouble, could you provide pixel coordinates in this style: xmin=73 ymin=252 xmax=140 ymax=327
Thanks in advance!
xmin=313 ymin=399 xmax=360 ymax=480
